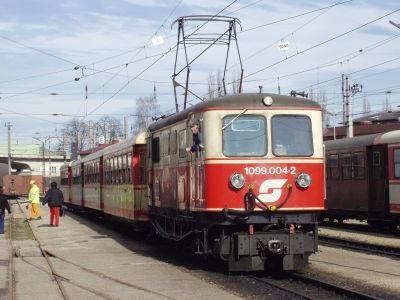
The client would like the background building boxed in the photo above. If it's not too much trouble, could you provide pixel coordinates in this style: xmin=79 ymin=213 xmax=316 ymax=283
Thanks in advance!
xmin=0 ymin=144 xmax=69 ymax=187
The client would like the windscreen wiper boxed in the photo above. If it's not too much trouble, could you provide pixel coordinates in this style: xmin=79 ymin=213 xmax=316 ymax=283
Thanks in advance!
xmin=221 ymin=109 xmax=247 ymax=131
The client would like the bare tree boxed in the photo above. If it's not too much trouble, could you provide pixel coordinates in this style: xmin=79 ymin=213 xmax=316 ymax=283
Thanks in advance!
xmin=230 ymin=70 xmax=241 ymax=95
xmin=363 ymin=96 xmax=371 ymax=116
xmin=95 ymin=116 xmax=123 ymax=144
xmin=207 ymin=73 xmax=216 ymax=100
xmin=132 ymin=96 xmax=159 ymax=135
xmin=207 ymin=70 xmax=236 ymax=100
xmin=64 ymin=118 xmax=89 ymax=158
xmin=309 ymin=87 xmax=329 ymax=128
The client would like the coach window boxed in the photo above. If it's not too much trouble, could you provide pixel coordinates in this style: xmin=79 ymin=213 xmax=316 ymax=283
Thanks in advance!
xmin=152 ymin=137 xmax=160 ymax=163
xmin=139 ymin=152 xmax=146 ymax=184
xmin=111 ymin=157 xmax=115 ymax=184
xmin=170 ymin=130 xmax=177 ymax=155
xmin=372 ymin=152 xmax=381 ymax=179
xmin=223 ymin=115 xmax=266 ymax=157
xmin=328 ymin=154 xmax=339 ymax=180
xmin=178 ymin=129 xmax=186 ymax=158
xmin=120 ymin=155 xmax=125 ymax=184
xmin=341 ymin=153 xmax=352 ymax=179
xmin=352 ymin=152 xmax=365 ymax=179
xmin=104 ymin=159 xmax=108 ymax=184
xmin=126 ymin=153 xmax=131 ymax=183
xmin=272 ymin=115 xmax=313 ymax=157
xmin=107 ymin=159 xmax=111 ymax=184
xmin=394 ymin=149 xmax=400 ymax=178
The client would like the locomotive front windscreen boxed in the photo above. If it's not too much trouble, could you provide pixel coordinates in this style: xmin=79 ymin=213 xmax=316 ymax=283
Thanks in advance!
xmin=272 ymin=115 xmax=313 ymax=157
xmin=223 ymin=115 xmax=267 ymax=157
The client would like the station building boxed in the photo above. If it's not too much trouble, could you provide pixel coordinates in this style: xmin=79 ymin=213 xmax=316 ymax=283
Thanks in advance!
xmin=0 ymin=144 xmax=68 ymax=187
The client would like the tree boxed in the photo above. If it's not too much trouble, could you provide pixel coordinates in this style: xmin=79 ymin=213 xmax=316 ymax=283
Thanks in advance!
xmin=230 ymin=70 xmax=241 ymax=95
xmin=95 ymin=116 xmax=123 ymax=144
xmin=132 ymin=96 xmax=159 ymax=135
xmin=363 ymin=96 xmax=371 ymax=116
xmin=63 ymin=118 xmax=89 ymax=158
xmin=309 ymin=87 xmax=329 ymax=128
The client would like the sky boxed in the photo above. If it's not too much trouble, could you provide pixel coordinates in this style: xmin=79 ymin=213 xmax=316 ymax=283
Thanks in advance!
xmin=0 ymin=0 xmax=399 ymax=146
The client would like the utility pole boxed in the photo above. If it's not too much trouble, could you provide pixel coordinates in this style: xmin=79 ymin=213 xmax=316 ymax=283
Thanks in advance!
xmin=62 ymin=129 xmax=66 ymax=162
xmin=41 ymin=140 xmax=45 ymax=191
xmin=5 ymin=123 xmax=12 ymax=175
xmin=89 ymin=120 xmax=94 ymax=149
xmin=345 ymin=76 xmax=353 ymax=138
xmin=344 ymin=75 xmax=362 ymax=138
xmin=342 ymin=74 xmax=346 ymax=126
xmin=124 ymin=116 xmax=128 ymax=139
xmin=48 ymin=138 xmax=52 ymax=184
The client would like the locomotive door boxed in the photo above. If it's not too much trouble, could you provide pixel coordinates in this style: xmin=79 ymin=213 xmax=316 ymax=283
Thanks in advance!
xmin=368 ymin=145 xmax=388 ymax=214
xmin=187 ymin=114 xmax=205 ymax=210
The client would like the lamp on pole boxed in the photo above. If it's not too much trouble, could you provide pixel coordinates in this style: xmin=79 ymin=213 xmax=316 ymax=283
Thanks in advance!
xmin=5 ymin=122 xmax=12 ymax=175
xmin=33 ymin=135 xmax=51 ymax=193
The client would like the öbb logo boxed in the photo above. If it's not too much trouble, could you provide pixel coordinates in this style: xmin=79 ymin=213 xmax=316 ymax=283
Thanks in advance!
xmin=258 ymin=179 xmax=287 ymax=203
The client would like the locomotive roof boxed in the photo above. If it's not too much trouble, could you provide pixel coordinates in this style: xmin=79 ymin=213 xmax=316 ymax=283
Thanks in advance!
xmin=149 ymin=93 xmax=321 ymax=132
xmin=325 ymin=130 xmax=400 ymax=150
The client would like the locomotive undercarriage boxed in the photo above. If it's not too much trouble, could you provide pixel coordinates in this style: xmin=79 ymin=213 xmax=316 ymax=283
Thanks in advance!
xmin=150 ymin=207 xmax=318 ymax=271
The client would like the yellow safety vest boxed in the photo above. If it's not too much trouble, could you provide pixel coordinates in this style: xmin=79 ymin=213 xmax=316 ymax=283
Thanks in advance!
xmin=29 ymin=184 xmax=40 ymax=204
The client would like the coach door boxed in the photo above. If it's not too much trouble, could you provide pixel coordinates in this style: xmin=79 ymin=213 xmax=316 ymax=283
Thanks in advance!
xmin=368 ymin=145 xmax=388 ymax=214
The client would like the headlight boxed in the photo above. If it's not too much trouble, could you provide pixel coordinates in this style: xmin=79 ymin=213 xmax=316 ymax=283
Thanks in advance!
xmin=296 ymin=172 xmax=312 ymax=189
xmin=229 ymin=173 xmax=246 ymax=190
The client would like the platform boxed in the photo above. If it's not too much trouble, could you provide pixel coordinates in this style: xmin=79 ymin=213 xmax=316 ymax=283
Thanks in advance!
xmin=1 ymin=199 xmax=241 ymax=300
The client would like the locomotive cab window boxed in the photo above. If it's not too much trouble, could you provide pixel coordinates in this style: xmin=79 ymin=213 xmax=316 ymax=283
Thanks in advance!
xmin=222 ymin=115 xmax=266 ymax=157
xmin=272 ymin=115 xmax=313 ymax=157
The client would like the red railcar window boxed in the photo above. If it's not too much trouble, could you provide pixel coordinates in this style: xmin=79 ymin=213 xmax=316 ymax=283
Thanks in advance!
xmin=352 ymin=152 xmax=365 ymax=179
xmin=328 ymin=154 xmax=339 ymax=180
xmin=394 ymin=149 xmax=400 ymax=178
xmin=341 ymin=153 xmax=352 ymax=179
xmin=372 ymin=152 xmax=381 ymax=179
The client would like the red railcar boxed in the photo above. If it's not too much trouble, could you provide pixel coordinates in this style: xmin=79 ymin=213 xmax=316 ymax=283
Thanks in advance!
xmin=2 ymin=175 xmax=43 ymax=196
xmin=324 ymin=130 xmax=400 ymax=229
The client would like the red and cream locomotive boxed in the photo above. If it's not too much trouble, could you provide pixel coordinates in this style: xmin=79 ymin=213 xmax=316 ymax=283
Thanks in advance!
xmin=60 ymin=93 xmax=325 ymax=272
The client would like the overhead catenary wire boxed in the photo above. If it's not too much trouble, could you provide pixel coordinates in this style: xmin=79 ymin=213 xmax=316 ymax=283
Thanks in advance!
xmin=178 ymin=3 xmax=396 ymax=113
xmin=241 ymin=0 xmax=353 ymax=34
xmin=244 ymin=8 xmax=400 ymax=80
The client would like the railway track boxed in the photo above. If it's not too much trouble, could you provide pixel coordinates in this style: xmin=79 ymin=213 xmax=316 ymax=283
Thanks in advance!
xmin=249 ymin=272 xmax=382 ymax=300
xmin=10 ymin=199 xmax=69 ymax=300
xmin=8 ymin=198 xmax=175 ymax=300
xmin=319 ymin=236 xmax=400 ymax=258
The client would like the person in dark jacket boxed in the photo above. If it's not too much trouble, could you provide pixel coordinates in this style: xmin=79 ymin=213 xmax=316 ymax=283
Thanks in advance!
xmin=42 ymin=182 xmax=64 ymax=226
xmin=186 ymin=122 xmax=204 ymax=153
xmin=0 ymin=188 xmax=11 ymax=234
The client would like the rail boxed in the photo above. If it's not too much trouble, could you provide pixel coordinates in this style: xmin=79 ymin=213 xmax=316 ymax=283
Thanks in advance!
xmin=320 ymin=236 xmax=400 ymax=258
xmin=249 ymin=273 xmax=382 ymax=300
